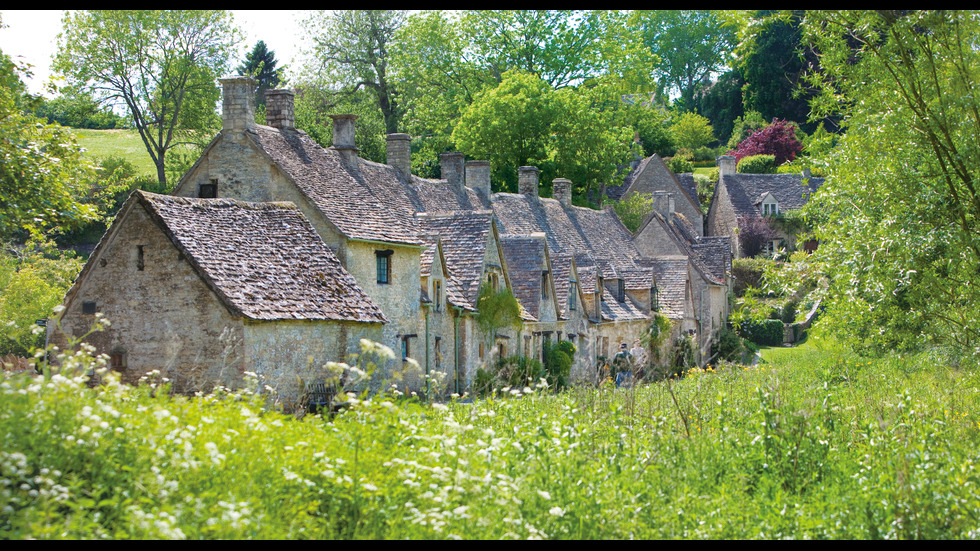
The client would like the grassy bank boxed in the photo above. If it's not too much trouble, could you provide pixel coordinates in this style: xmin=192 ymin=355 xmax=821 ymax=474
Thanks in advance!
xmin=2 ymin=339 xmax=979 ymax=539
xmin=71 ymin=129 xmax=157 ymax=177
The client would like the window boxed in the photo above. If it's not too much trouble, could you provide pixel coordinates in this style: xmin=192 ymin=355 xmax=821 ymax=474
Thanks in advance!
xmin=498 ymin=343 xmax=506 ymax=360
xmin=569 ymin=281 xmax=577 ymax=311
xmin=487 ymin=272 xmax=499 ymax=292
xmin=82 ymin=301 xmax=97 ymax=315
xmin=376 ymin=250 xmax=393 ymax=284
xmin=199 ymin=179 xmax=217 ymax=198
xmin=137 ymin=245 xmax=145 ymax=271
xmin=541 ymin=271 xmax=549 ymax=300
xmin=434 ymin=279 xmax=442 ymax=311
xmin=434 ymin=337 xmax=442 ymax=368
xmin=401 ymin=336 xmax=410 ymax=361
xmin=651 ymin=286 xmax=660 ymax=312
xmin=479 ymin=342 xmax=484 ymax=361
xmin=762 ymin=202 xmax=778 ymax=216
xmin=617 ymin=279 xmax=626 ymax=303
xmin=109 ymin=349 xmax=126 ymax=371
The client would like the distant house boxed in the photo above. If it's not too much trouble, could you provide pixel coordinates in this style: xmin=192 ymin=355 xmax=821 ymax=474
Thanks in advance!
xmin=51 ymin=191 xmax=385 ymax=408
xmin=604 ymin=153 xmax=704 ymax=236
xmin=706 ymin=155 xmax=823 ymax=257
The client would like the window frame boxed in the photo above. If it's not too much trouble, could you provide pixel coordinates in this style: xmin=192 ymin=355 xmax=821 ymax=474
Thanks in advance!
xmin=376 ymin=249 xmax=393 ymax=284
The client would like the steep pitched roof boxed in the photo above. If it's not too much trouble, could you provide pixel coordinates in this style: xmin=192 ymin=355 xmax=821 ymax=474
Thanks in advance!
xmin=636 ymin=210 xmax=728 ymax=287
xmin=499 ymin=234 xmax=558 ymax=323
xmin=135 ymin=191 xmax=386 ymax=323
xmin=641 ymin=257 xmax=690 ymax=321
xmin=721 ymin=173 xmax=823 ymax=220
xmin=416 ymin=211 xmax=496 ymax=311
xmin=606 ymin=154 xmax=701 ymax=215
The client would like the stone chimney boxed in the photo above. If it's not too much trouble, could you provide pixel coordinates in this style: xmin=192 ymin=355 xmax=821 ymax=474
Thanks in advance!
xmin=440 ymin=152 xmax=465 ymax=188
xmin=552 ymin=178 xmax=572 ymax=207
xmin=465 ymin=160 xmax=491 ymax=199
xmin=518 ymin=166 xmax=539 ymax=198
xmin=717 ymin=155 xmax=737 ymax=179
xmin=652 ymin=191 xmax=675 ymax=221
xmin=264 ymin=89 xmax=295 ymax=130
xmin=329 ymin=114 xmax=360 ymax=161
xmin=219 ymin=76 xmax=257 ymax=134
xmin=386 ymin=133 xmax=411 ymax=179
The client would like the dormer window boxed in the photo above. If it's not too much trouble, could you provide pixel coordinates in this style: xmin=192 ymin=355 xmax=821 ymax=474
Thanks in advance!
xmin=617 ymin=279 xmax=626 ymax=303
xmin=434 ymin=279 xmax=442 ymax=311
xmin=569 ymin=281 xmax=577 ymax=311
xmin=762 ymin=201 xmax=779 ymax=216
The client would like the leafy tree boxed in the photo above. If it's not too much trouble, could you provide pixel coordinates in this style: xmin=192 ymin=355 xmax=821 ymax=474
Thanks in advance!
xmin=737 ymin=214 xmax=778 ymax=258
xmin=728 ymin=119 xmax=802 ymax=165
xmin=54 ymin=10 xmax=239 ymax=187
xmin=301 ymin=10 xmax=407 ymax=135
xmin=0 ymin=37 xmax=98 ymax=240
xmin=613 ymin=192 xmax=654 ymax=234
xmin=452 ymin=71 xmax=559 ymax=191
xmin=692 ymin=67 xmax=746 ymax=146
xmin=803 ymin=10 xmax=980 ymax=354
xmin=33 ymin=87 xmax=130 ymax=129
xmin=670 ymin=111 xmax=716 ymax=151
xmin=237 ymin=40 xmax=285 ymax=108
xmin=736 ymin=154 xmax=777 ymax=174
xmin=631 ymin=10 xmax=737 ymax=111
xmin=726 ymin=110 xmax=768 ymax=150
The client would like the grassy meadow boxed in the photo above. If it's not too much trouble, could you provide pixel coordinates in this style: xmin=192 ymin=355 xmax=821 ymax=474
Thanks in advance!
xmin=2 ymin=332 xmax=979 ymax=539
xmin=71 ymin=129 xmax=158 ymax=178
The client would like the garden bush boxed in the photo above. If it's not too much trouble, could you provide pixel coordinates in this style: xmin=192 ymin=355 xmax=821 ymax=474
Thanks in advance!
xmin=737 ymin=318 xmax=785 ymax=347
xmin=736 ymin=154 xmax=777 ymax=174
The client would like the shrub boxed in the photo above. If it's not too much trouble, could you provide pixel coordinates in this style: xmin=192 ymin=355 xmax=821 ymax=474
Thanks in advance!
xmin=666 ymin=156 xmax=694 ymax=174
xmin=737 ymin=318 xmax=785 ymax=347
xmin=728 ymin=118 xmax=803 ymax=166
xmin=736 ymin=154 xmax=776 ymax=174
xmin=736 ymin=215 xmax=778 ymax=258
xmin=731 ymin=257 xmax=774 ymax=296
xmin=542 ymin=340 xmax=574 ymax=390
xmin=711 ymin=326 xmax=744 ymax=363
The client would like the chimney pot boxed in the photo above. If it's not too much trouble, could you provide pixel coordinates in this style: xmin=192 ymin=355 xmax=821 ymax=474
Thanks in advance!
xmin=518 ymin=166 xmax=539 ymax=198
xmin=219 ymin=76 xmax=257 ymax=133
xmin=552 ymin=178 xmax=572 ymax=207
xmin=264 ymin=89 xmax=295 ymax=130
xmin=440 ymin=152 xmax=465 ymax=188
xmin=386 ymin=133 xmax=412 ymax=179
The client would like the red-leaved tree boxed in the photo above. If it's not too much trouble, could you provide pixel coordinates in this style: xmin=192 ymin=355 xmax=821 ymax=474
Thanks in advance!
xmin=728 ymin=119 xmax=803 ymax=166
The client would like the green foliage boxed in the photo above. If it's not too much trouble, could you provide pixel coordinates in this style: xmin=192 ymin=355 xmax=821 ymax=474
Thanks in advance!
xmin=236 ymin=40 xmax=285 ymax=108
xmin=736 ymin=154 xmax=776 ymax=174
xmin=737 ymin=318 xmax=784 ymax=347
xmin=0 ymin=54 xmax=99 ymax=241
xmin=542 ymin=340 xmax=574 ymax=391
xmin=613 ymin=192 xmax=653 ymax=234
xmin=726 ymin=110 xmax=768 ymax=150
xmin=475 ymin=282 xmax=522 ymax=348
xmin=0 ymin=241 xmax=83 ymax=357
xmin=803 ymin=10 xmax=980 ymax=355
xmin=5 ymin=329 xmax=980 ymax=538
xmin=33 ymin=88 xmax=130 ymax=130
xmin=54 ymin=10 xmax=238 ymax=186
xmin=670 ymin=111 xmax=716 ymax=150
xmin=665 ymin=156 xmax=694 ymax=174
xmin=710 ymin=326 xmax=745 ymax=363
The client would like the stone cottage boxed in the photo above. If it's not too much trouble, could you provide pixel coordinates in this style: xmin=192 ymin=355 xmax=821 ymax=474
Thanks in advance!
xmin=706 ymin=155 xmax=823 ymax=258
xmin=54 ymin=75 xmax=734 ymax=397
xmin=51 ymin=191 xmax=386 ymax=407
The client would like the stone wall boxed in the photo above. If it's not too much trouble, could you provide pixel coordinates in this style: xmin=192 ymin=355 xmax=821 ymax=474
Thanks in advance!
xmin=52 ymin=202 xmax=246 ymax=392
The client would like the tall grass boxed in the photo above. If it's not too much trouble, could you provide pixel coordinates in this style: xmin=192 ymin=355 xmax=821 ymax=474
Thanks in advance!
xmin=2 ymin=333 xmax=979 ymax=539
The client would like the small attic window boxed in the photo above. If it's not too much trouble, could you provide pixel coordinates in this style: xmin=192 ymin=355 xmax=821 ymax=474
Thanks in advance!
xmin=651 ymin=285 xmax=660 ymax=312
xmin=137 ymin=245 xmax=145 ymax=271
xmin=82 ymin=301 xmax=97 ymax=315
xmin=617 ymin=279 xmax=626 ymax=303
xmin=376 ymin=249 xmax=393 ymax=284
xmin=541 ymin=271 xmax=549 ymax=300
xmin=569 ymin=281 xmax=577 ymax=311
xmin=762 ymin=201 xmax=779 ymax=216
xmin=199 ymin=179 xmax=217 ymax=198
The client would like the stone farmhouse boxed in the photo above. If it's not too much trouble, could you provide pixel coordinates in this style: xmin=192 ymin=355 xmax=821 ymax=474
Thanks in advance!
xmin=706 ymin=155 xmax=823 ymax=258
xmin=52 ymin=76 xmax=733 ymax=404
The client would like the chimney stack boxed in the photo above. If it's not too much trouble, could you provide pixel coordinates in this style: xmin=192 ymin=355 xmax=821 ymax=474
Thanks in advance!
xmin=386 ymin=133 xmax=412 ymax=180
xmin=552 ymin=178 xmax=572 ymax=207
xmin=465 ymin=160 xmax=491 ymax=200
xmin=219 ymin=76 xmax=257 ymax=134
xmin=518 ymin=166 xmax=539 ymax=198
xmin=652 ymin=191 xmax=675 ymax=221
xmin=264 ymin=89 xmax=295 ymax=130
xmin=329 ymin=114 xmax=359 ymax=161
xmin=440 ymin=152 xmax=465 ymax=188
xmin=717 ymin=155 xmax=737 ymax=179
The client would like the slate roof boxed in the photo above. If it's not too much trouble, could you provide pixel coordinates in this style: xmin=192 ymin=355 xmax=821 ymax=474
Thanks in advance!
xmin=549 ymin=251 xmax=574 ymax=319
xmin=499 ymin=234 xmax=550 ymax=322
xmin=137 ymin=191 xmax=386 ymax=323
xmin=416 ymin=211 xmax=496 ymax=311
xmin=721 ymin=173 xmax=823 ymax=220
xmin=637 ymin=210 xmax=728 ymax=287
xmin=605 ymin=154 xmax=700 ymax=215
xmin=641 ymin=257 xmax=689 ymax=320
